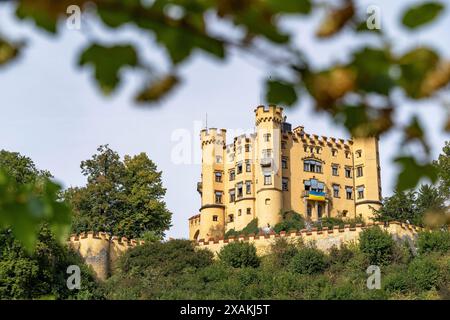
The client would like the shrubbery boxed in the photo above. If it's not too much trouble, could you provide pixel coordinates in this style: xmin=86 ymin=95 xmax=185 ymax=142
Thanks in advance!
xmin=218 ymin=242 xmax=260 ymax=268
xmin=407 ymin=257 xmax=440 ymax=292
xmin=359 ymin=227 xmax=395 ymax=265
xmin=417 ymin=231 xmax=450 ymax=254
xmin=290 ymin=247 xmax=328 ymax=275
xmin=273 ymin=211 xmax=305 ymax=233
xmin=225 ymin=219 xmax=259 ymax=239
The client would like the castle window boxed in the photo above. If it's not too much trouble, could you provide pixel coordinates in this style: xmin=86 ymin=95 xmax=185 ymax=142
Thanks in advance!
xmin=215 ymin=171 xmax=222 ymax=182
xmin=245 ymin=144 xmax=251 ymax=152
xmin=307 ymin=204 xmax=312 ymax=217
xmin=345 ymin=167 xmax=352 ymax=178
xmin=304 ymin=179 xmax=324 ymax=192
xmin=237 ymin=182 xmax=243 ymax=198
xmin=333 ymin=184 xmax=340 ymax=198
xmin=332 ymin=149 xmax=337 ymax=157
xmin=356 ymin=150 xmax=362 ymax=158
xmin=318 ymin=204 xmax=323 ymax=218
xmin=246 ymin=208 xmax=251 ymax=215
xmin=332 ymin=164 xmax=339 ymax=176
xmin=345 ymin=187 xmax=353 ymax=200
xmin=237 ymin=162 xmax=243 ymax=174
xmin=263 ymin=133 xmax=271 ymax=142
xmin=216 ymin=156 xmax=222 ymax=163
xmin=213 ymin=215 xmax=218 ymax=222
xmin=304 ymin=160 xmax=322 ymax=173
xmin=228 ymin=214 xmax=234 ymax=223
xmin=282 ymin=157 xmax=288 ymax=169
xmin=262 ymin=149 xmax=272 ymax=158
xmin=229 ymin=189 xmax=235 ymax=202
xmin=357 ymin=186 xmax=365 ymax=199
xmin=282 ymin=178 xmax=289 ymax=191
xmin=264 ymin=174 xmax=272 ymax=185
xmin=246 ymin=181 xmax=251 ymax=194
xmin=229 ymin=169 xmax=235 ymax=181
xmin=215 ymin=191 xmax=223 ymax=204
xmin=345 ymin=151 xmax=350 ymax=159
xmin=356 ymin=166 xmax=363 ymax=177
xmin=238 ymin=209 xmax=242 ymax=216
xmin=246 ymin=160 xmax=251 ymax=172
xmin=265 ymin=198 xmax=271 ymax=205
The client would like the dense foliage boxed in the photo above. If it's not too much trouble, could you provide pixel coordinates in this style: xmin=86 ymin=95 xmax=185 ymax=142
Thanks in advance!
xmin=65 ymin=145 xmax=172 ymax=238
xmin=218 ymin=241 xmax=260 ymax=268
xmin=103 ymin=228 xmax=450 ymax=300
xmin=0 ymin=150 xmax=71 ymax=251
xmin=0 ymin=227 xmax=101 ymax=300
xmin=359 ymin=227 xmax=395 ymax=266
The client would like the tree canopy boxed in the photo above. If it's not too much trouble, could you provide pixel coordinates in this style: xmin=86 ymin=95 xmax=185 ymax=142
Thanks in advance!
xmin=0 ymin=0 xmax=448 ymax=192
xmin=0 ymin=150 xmax=71 ymax=251
xmin=65 ymin=145 xmax=172 ymax=238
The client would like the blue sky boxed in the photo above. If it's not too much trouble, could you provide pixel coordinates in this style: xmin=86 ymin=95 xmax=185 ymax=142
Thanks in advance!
xmin=0 ymin=1 xmax=449 ymax=238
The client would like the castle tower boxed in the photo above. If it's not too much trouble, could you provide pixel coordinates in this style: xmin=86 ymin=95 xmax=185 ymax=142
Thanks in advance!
xmin=254 ymin=105 xmax=284 ymax=228
xmin=352 ymin=136 xmax=382 ymax=221
xmin=198 ymin=128 xmax=226 ymax=240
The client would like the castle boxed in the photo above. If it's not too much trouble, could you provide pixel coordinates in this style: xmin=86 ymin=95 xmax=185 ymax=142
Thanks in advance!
xmin=189 ymin=105 xmax=382 ymax=241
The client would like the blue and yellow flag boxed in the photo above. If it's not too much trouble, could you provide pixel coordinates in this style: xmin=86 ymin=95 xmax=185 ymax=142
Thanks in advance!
xmin=308 ymin=191 xmax=326 ymax=201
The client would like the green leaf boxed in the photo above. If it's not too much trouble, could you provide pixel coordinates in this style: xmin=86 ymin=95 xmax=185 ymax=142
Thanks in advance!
xmin=78 ymin=44 xmax=138 ymax=94
xmin=395 ymin=156 xmax=438 ymax=191
xmin=398 ymin=47 xmax=439 ymax=99
xmin=265 ymin=0 xmax=312 ymax=14
xmin=265 ymin=80 xmax=297 ymax=106
xmin=402 ymin=2 xmax=445 ymax=29
xmin=135 ymin=74 xmax=180 ymax=103
xmin=351 ymin=47 xmax=394 ymax=95
xmin=15 ymin=0 xmax=59 ymax=33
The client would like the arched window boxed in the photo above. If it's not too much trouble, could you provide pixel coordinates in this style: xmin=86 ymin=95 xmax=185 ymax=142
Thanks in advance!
xmin=303 ymin=159 xmax=322 ymax=173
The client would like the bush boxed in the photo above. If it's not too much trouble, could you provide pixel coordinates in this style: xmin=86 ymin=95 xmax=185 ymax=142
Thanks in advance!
xmin=383 ymin=270 xmax=410 ymax=294
xmin=407 ymin=257 xmax=440 ymax=292
xmin=329 ymin=244 xmax=354 ymax=265
xmin=290 ymin=247 xmax=328 ymax=275
xmin=225 ymin=219 xmax=259 ymax=239
xmin=417 ymin=231 xmax=450 ymax=254
xmin=273 ymin=211 xmax=305 ymax=233
xmin=359 ymin=227 xmax=395 ymax=265
xmin=119 ymin=239 xmax=213 ymax=276
xmin=218 ymin=242 xmax=260 ymax=268
xmin=269 ymin=238 xmax=300 ymax=267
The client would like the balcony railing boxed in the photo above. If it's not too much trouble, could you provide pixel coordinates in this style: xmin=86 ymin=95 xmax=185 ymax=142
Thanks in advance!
xmin=260 ymin=157 xmax=273 ymax=167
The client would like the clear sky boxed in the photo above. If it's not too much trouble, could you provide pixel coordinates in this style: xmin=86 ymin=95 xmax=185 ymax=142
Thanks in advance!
xmin=1 ymin=1 xmax=449 ymax=238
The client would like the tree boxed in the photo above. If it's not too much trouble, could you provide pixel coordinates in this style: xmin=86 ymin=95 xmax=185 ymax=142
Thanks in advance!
xmin=359 ymin=227 xmax=395 ymax=266
xmin=0 ymin=227 xmax=101 ymax=299
xmin=218 ymin=242 xmax=260 ymax=268
xmin=0 ymin=150 xmax=71 ymax=250
xmin=373 ymin=190 xmax=419 ymax=224
xmin=435 ymin=141 xmax=450 ymax=197
xmin=65 ymin=145 xmax=172 ymax=238
xmin=0 ymin=0 xmax=448 ymax=192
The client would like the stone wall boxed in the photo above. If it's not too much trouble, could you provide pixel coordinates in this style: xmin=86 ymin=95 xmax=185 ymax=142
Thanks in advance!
xmin=68 ymin=231 xmax=144 ymax=281
xmin=196 ymin=221 xmax=423 ymax=256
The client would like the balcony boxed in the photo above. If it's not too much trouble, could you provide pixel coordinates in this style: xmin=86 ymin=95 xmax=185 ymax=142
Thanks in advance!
xmin=260 ymin=157 xmax=273 ymax=167
xmin=197 ymin=182 xmax=202 ymax=195
xmin=302 ymin=190 xmax=329 ymax=201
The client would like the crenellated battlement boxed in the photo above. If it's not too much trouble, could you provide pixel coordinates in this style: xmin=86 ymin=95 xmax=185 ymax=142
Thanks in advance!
xmin=195 ymin=221 xmax=423 ymax=256
xmin=68 ymin=232 xmax=144 ymax=281
xmin=255 ymin=105 xmax=284 ymax=125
